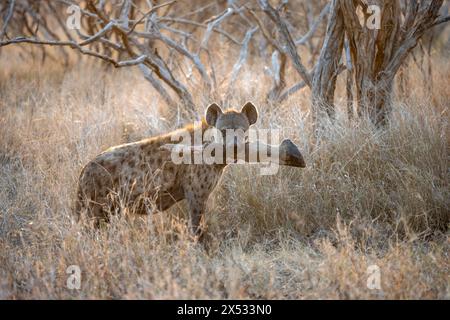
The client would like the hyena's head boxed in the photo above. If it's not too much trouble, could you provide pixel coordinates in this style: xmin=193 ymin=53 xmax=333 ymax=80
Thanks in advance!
xmin=205 ymin=102 xmax=258 ymax=141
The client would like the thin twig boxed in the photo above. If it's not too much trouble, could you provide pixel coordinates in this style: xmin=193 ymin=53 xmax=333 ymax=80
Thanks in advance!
xmin=0 ymin=0 xmax=15 ymax=40
xmin=0 ymin=37 xmax=146 ymax=68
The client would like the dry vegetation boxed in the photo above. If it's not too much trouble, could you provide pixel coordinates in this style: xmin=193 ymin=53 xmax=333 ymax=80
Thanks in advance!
xmin=0 ymin=0 xmax=449 ymax=300
xmin=0 ymin=49 xmax=448 ymax=299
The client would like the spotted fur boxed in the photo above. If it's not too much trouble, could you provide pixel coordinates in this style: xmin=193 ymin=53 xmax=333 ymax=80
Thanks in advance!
xmin=76 ymin=102 xmax=258 ymax=235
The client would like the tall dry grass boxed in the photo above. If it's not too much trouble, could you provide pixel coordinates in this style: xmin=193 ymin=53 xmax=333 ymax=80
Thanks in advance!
xmin=0 ymin=49 xmax=448 ymax=299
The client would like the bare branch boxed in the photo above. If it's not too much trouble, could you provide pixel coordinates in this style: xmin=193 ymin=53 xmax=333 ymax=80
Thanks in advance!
xmin=0 ymin=0 xmax=15 ymax=40
xmin=0 ymin=37 xmax=146 ymax=68
xmin=267 ymin=50 xmax=287 ymax=102
xmin=79 ymin=21 xmax=115 ymax=46
xmin=127 ymin=0 xmax=177 ymax=34
xmin=258 ymin=0 xmax=312 ymax=87
xmin=201 ymin=7 xmax=235 ymax=50
xmin=158 ymin=17 xmax=241 ymax=45
xmin=431 ymin=14 xmax=450 ymax=27
xmin=295 ymin=3 xmax=330 ymax=46
xmin=246 ymin=8 xmax=282 ymax=52
xmin=271 ymin=50 xmax=282 ymax=87
xmin=278 ymin=80 xmax=307 ymax=102
xmin=139 ymin=64 xmax=177 ymax=108
xmin=85 ymin=0 xmax=196 ymax=110
xmin=278 ymin=66 xmax=322 ymax=102
xmin=118 ymin=0 xmax=131 ymax=29
xmin=117 ymin=54 xmax=147 ymax=67
xmin=227 ymin=27 xmax=258 ymax=96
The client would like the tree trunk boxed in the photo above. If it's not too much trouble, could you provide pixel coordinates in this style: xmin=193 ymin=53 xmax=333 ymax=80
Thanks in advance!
xmin=340 ymin=0 xmax=445 ymax=126
xmin=311 ymin=0 xmax=345 ymax=120
xmin=357 ymin=75 xmax=394 ymax=125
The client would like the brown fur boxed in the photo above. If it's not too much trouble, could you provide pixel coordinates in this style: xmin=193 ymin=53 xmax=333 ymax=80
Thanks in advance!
xmin=76 ymin=103 xmax=258 ymax=235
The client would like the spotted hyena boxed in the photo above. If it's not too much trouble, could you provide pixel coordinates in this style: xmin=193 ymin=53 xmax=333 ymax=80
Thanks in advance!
xmin=76 ymin=102 xmax=305 ymax=235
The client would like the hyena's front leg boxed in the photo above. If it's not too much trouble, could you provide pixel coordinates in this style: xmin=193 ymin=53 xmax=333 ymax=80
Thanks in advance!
xmin=183 ymin=184 xmax=209 ymax=238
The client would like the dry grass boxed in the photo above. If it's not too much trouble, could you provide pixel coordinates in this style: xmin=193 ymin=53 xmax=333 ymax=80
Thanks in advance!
xmin=0 ymin=50 xmax=448 ymax=299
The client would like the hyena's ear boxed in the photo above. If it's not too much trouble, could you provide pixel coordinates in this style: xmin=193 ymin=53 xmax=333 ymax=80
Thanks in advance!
xmin=205 ymin=103 xmax=223 ymax=126
xmin=241 ymin=101 xmax=258 ymax=126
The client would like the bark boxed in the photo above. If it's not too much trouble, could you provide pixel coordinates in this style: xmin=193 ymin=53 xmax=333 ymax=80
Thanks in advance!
xmin=311 ymin=0 xmax=345 ymax=120
xmin=345 ymin=39 xmax=354 ymax=119
xmin=340 ymin=0 xmax=445 ymax=126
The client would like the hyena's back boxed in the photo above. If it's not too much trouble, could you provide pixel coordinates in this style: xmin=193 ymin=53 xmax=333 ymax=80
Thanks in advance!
xmin=76 ymin=133 xmax=183 ymax=221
